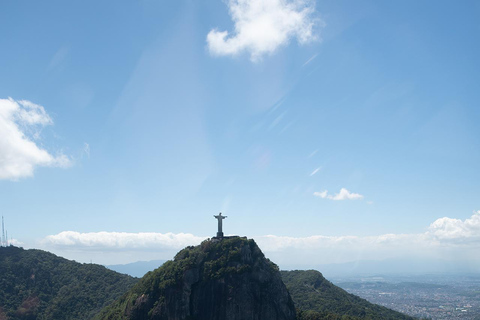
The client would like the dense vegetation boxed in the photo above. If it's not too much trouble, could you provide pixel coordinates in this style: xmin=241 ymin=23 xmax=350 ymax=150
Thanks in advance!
xmin=96 ymin=237 xmax=294 ymax=320
xmin=95 ymin=239 xmax=228 ymax=319
xmin=281 ymin=270 xmax=415 ymax=320
xmin=0 ymin=243 xmax=417 ymax=320
xmin=0 ymin=246 xmax=137 ymax=320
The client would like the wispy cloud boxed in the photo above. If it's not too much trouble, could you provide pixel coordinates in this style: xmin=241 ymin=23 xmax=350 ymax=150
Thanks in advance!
xmin=302 ymin=53 xmax=318 ymax=67
xmin=47 ymin=46 xmax=69 ymax=72
xmin=307 ymin=149 xmax=318 ymax=158
xmin=268 ymin=110 xmax=287 ymax=130
xmin=310 ymin=167 xmax=321 ymax=176
xmin=0 ymin=98 xmax=71 ymax=180
xmin=313 ymin=190 xmax=328 ymax=198
xmin=314 ymin=188 xmax=364 ymax=200
xmin=83 ymin=142 xmax=90 ymax=158
xmin=207 ymin=0 xmax=320 ymax=61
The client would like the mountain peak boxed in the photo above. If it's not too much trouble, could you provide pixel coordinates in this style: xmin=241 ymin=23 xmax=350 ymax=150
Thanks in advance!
xmin=97 ymin=237 xmax=296 ymax=320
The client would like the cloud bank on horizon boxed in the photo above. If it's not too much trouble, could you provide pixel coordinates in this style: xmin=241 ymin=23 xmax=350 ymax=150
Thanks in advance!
xmin=207 ymin=0 xmax=319 ymax=61
xmin=0 ymin=98 xmax=71 ymax=180
xmin=40 ymin=211 xmax=480 ymax=266
xmin=42 ymin=231 xmax=205 ymax=250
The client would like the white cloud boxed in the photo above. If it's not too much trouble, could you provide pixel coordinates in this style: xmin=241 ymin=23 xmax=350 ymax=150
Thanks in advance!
xmin=313 ymin=190 xmax=328 ymax=198
xmin=38 ymin=211 xmax=480 ymax=266
xmin=314 ymin=188 xmax=364 ymax=200
xmin=42 ymin=231 xmax=205 ymax=250
xmin=7 ymin=239 xmax=23 ymax=247
xmin=0 ymin=98 xmax=71 ymax=180
xmin=428 ymin=210 xmax=480 ymax=243
xmin=254 ymin=211 xmax=480 ymax=268
xmin=310 ymin=167 xmax=321 ymax=176
xmin=255 ymin=233 xmax=426 ymax=254
xmin=207 ymin=0 xmax=319 ymax=61
xmin=331 ymin=188 xmax=363 ymax=200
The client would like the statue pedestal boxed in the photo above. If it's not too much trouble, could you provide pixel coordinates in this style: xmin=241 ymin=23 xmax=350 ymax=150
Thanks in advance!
xmin=216 ymin=232 xmax=224 ymax=238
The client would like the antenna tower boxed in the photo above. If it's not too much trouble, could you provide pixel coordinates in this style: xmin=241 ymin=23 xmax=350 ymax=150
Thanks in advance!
xmin=1 ymin=216 xmax=5 ymax=247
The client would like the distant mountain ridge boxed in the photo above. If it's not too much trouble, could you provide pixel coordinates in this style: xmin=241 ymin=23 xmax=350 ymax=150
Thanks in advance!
xmin=311 ymin=258 xmax=480 ymax=277
xmin=106 ymin=260 xmax=166 ymax=278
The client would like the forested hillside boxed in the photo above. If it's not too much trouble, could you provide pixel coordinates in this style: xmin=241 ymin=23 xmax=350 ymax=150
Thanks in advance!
xmin=0 ymin=246 xmax=137 ymax=320
xmin=281 ymin=270 xmax=415 ymax=320
xmin=0 ymin=245 xmax=417 ymax=320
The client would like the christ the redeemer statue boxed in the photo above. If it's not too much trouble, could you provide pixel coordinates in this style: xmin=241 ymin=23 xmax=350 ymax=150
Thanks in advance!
xmin=214 ymin=212 xmax=227 ymax=238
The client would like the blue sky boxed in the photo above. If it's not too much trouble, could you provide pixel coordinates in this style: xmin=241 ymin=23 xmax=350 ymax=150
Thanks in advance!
xmin=1 ymin=0 xmax=479 ymax=268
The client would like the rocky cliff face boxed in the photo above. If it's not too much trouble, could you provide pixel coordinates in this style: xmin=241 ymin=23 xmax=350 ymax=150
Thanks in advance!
xmin=97 ymin=237 xmax=296 ymax=320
